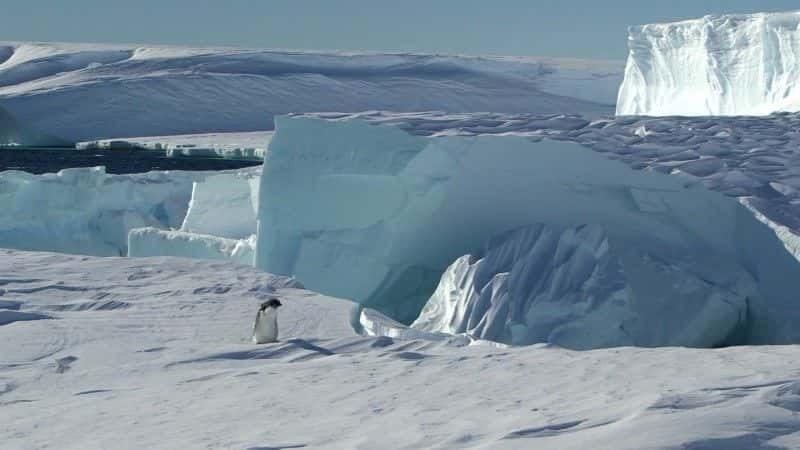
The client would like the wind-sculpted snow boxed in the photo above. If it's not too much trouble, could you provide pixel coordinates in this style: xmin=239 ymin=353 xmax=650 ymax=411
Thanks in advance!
xmin=617 ymin=11 xmax=800 ymax=116
xmin=256 ymin=114 xmax=800 ymax=347
xmin=412 ymin=224 xmax=754 ymax=349
xmin=0 ymin=42 xmax=620 ymax=142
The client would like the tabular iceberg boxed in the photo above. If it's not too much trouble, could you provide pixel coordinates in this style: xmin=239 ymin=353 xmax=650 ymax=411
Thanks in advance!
xmin=255 ymin=114 xmax=800 ymax=347
xmin=617 ymin=11 xmax=800 ymax=116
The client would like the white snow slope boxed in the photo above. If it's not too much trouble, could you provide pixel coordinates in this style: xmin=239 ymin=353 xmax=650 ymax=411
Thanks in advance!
xmin=255 ymin=112 xmax=800 ymax=348
xmin=0 ymin=104 xmax=67 ymax=147
xmin=3 ymin=249 xmax=800 ymax=449
xmin=0 ymin=42 xmax=621 ymax=143
xmin=617 ymin=10 xmax=800 ymax=116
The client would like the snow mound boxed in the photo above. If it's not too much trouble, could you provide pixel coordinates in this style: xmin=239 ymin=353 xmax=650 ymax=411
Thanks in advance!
xmin=256 ymin=114 xmax=800 ymax=347
xmin=0 ymin=42 xmax=620 ymax=142
xmin=413 ymin=224 xmax=754 ymax=349
xmin=617 ymin=11 xmax=800 ymax=116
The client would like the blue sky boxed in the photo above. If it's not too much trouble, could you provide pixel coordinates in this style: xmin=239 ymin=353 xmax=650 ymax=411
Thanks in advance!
xmin=1 ymin=0 xmax=798 ymax=59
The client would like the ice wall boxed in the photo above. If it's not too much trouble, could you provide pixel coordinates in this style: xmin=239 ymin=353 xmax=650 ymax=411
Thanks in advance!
xmin=617 ymin=11 xmax=800 ymax=116
xmin=0 ymin=167 xmax=198 ymax=256
xmin=256 ymin=116 xmax=800 ymax=346
xmin=127 ymin=168 xmax=260 ymax=264
xmin=180 ymin=169 xmax=259 ymax=239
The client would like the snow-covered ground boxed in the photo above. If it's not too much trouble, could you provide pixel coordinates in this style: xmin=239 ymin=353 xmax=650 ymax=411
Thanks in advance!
xmin=0 ymin=42 xmax=621 ymax=143
xmin=2 ymin=249 xmax=800 ymax=449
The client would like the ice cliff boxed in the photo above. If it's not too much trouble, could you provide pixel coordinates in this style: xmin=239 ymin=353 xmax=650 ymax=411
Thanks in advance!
xmin=617 ymin=11 xmax=800 ymax=116
xmin=255 ymin=113 xmax=800 ymax=347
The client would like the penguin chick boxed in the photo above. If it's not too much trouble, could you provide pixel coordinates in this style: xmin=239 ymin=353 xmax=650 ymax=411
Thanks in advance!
xmin=252 ymin=298 xmax=282 ymax=344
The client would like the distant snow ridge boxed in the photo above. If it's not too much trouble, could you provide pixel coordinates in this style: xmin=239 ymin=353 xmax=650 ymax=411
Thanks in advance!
xmin=413 ymin=224 xmax=754 ymax=349
xmin=256 ymin=113 xmax=800 ymax=348
xmin=0 ymin=42 xmax=621 ymax=142
xmin=617 ymin=11 xmax=800 ymax=116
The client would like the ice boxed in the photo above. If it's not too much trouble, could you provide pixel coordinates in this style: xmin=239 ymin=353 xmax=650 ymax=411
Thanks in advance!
xmin=0 ymin=161 xmax=262 ymax=260
xmin=412 ymin=224 xmax=753 ymax=349
xmin=126 ymin=167 xmax=260 ymax=263
xmin=180 ymin=170 xmax=259 ymax=239
xmin=127 ymin=228 xmax=255 ymax=266
xmin=255 ymin=114 xmax=800 ymax=346
xmin=617 ymin=11 xmax=800 ymax=116
xmin=0 ymin=42 xmax=620 ymax=142
xmin=0 ymin=167 xmax=198 ymax=256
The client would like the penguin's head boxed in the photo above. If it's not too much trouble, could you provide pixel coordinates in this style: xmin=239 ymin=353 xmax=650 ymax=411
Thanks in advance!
xmin=259 ymin=298 xmax=282 ymax=312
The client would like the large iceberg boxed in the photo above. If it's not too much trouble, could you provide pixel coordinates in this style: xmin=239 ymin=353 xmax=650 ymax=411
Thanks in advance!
xmin=617 ymin=11 xmax=800 ymax=116
xmin=0 ymin=42 xmax=620 ymax=142
xmin=255 ymin=114 xmax=800 ymax=347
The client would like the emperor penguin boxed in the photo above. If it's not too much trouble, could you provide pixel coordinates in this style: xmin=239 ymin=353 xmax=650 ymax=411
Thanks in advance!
xmin=252 ymin=298 xmax=282 ymax=344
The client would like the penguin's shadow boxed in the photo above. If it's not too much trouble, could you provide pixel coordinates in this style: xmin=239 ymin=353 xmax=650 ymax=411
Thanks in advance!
xmin=171 ymin=338 xmax=334 ymax=366
xmin=247 ymin=445 xmax=306 ymax=450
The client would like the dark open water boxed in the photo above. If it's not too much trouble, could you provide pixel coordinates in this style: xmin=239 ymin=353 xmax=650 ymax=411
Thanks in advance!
xmin=0 ymin=147 xmax=262 ymax=174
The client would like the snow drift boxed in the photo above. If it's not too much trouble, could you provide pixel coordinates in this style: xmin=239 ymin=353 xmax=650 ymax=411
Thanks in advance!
xmin=256 ymin=114 xmax=800 ymax=347
xmin=617 ymin=11 xmax=800 ymax=116
xmin=0 ymin=42 xmax=621 ymax=142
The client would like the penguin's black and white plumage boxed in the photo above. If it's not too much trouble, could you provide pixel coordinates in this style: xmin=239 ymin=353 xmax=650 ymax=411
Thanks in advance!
xmin=252 ymin=298 xmax=282 ymax=344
